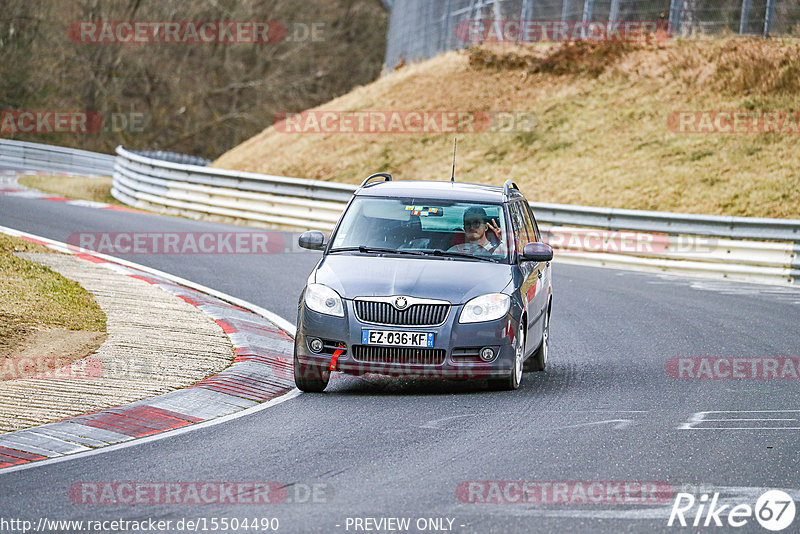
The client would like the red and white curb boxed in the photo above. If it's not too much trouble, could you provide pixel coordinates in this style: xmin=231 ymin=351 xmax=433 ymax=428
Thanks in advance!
xmin=0 ymin=225 xmax=299 ymax=473
xmin=0 ymin=171 xmax=150 ymax=214
xmin=0 ymin=171 xmax=147 ymax=214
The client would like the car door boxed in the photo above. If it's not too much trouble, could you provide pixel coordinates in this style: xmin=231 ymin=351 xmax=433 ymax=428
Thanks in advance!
xmin=524 ymin=202 xmax=551 ymax=312
xmin=508 ymin=201 xmax=538 ymax=351
xmin=518 ymin=201 xmax=548 ymax=344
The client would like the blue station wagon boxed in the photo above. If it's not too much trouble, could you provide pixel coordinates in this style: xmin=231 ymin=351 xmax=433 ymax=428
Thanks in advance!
xmin=294 ymin=174 xmax=553 ymax=391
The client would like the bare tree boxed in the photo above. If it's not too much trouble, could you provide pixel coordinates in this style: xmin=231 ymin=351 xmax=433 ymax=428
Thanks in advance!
xmin=0 ymin=0 xmax=388 ymax=157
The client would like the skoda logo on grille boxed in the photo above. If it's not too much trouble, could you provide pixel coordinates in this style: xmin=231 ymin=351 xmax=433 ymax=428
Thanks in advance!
xmin=394 ymin=296 xmax=409 ymax=310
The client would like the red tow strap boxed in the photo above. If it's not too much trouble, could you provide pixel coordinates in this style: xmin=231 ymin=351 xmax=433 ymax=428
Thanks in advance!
xmin=330 ymin=345 xmax=345 ymax=371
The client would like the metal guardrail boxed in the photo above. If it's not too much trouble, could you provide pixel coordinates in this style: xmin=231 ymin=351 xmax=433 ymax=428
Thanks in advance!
xmin=132 ymin=150 xmax=212 ymax=167
xmin=1 ymin=139 xmax=796 ymax=285
xmin=531 ymin=203 xmax=800 ymax=242
xmin=112 ymin=146 xmax=355 ymax=230
xmin=112 ymin=145 xmax=799 ymax=285
xmin=539 ymin=225 xmax=800 ymax=286
xmin=0 ymin=139 xmax=114 ymax=176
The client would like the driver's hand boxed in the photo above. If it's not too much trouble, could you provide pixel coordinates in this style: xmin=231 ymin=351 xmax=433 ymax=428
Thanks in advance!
xmin=487 ymin=219 xmax=502 ymax=241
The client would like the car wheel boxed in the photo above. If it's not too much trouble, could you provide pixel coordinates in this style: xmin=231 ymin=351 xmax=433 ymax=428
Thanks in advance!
xmin=293 ymin=345 xmax=330 ymax=392
xmin=525 ymin=309 xmax=549 ymax=372
xmin=488 ymin=325 xmax=524 ymax=391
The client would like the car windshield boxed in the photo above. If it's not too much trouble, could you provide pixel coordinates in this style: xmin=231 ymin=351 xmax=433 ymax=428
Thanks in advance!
xmin=330 ymin=196 xmax=510 ymax=262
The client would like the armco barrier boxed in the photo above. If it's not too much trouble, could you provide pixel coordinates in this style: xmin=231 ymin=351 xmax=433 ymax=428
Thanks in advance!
xmin=112 ymin=145 xmax=354 ymax=231
xmin=110 ymin=145 xmax=799 ymax=285
xmin=0 ymin=139 xmax=114 ymax=176
xmin=1 ymin=139 xmax=797 ymax=285
xmin=540 ymin=225 xmax=800 ymax=286
xmin=133 ymin=150 xmax=212 ymax=167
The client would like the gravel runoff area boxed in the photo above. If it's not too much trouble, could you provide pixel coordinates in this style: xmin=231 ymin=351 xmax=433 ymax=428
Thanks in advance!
xmin=0 ymin=252 xmax=234 ymax=432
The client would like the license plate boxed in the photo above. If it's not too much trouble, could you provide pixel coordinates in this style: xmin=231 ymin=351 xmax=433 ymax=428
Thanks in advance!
xmin=362 ymin=330 xmax=434 ymax=347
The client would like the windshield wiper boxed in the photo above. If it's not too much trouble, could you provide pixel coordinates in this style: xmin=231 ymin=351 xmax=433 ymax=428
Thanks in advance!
xmin=328 ymin=246 xmax=426 ymax=256
xmin=329 ymin=247 xmax=498 ymax=262
xmin=420 ymin=250 xmax=498 ymax=263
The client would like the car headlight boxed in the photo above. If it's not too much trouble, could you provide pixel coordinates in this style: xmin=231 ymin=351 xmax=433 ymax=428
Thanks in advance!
xmin=459 ymin=293 xmax=510 ymax=323
xmin=304 ymin=284 xmax=344 ymax=317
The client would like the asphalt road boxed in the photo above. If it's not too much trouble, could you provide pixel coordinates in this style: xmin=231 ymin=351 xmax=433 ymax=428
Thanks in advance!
xmin=1 ymin=187 xmax=799 ymax=534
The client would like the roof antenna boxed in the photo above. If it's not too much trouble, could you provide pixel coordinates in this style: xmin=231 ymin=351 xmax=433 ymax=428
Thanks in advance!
xmin=450 ymin=137 xmax=457 ymax=182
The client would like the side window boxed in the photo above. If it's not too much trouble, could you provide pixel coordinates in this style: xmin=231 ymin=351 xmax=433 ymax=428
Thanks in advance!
xmin=508 ymin=202 xmax=528 ymax=254
xmin=522 ymin=202 xmax=541 ymax=242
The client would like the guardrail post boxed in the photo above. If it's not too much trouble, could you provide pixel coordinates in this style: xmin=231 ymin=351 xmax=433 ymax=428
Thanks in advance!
xmin=440 ymin=0 xmax=453 ymax=53
xmin=739 ymin=0 xmax=752 ymax=34
xmin=581 ymin=0 xmax=595 ymax=38
xmin=763 ymin=0 xmax=776 ymax=37
xmin=669 ymin=0 xmax=682 ymax=35
xmin=609 ymin=0 xmax=620 ymax=23
xmin=520 ymin=0 xmax=533 ymax=21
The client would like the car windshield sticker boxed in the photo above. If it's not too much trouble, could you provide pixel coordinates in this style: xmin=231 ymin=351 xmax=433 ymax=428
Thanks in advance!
xmin=404 ymin=206 xmax=442 ymax=217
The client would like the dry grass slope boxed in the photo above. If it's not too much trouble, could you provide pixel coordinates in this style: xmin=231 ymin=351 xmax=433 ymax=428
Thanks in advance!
xmin=213 ymin=37 xmax=800 ymax=219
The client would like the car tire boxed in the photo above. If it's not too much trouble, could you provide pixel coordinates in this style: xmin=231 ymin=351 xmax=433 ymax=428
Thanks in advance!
xmin=294 ymin=346 xmax=330 ymax=392
xmin=525 ymin=309 xmax=549 ymax=372
xmin=488 ymin=325 xmax=524 ymax=391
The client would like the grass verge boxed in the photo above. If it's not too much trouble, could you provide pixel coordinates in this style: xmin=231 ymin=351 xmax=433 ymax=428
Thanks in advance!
xmin=0 ymin=234 xmax=106 ymax=362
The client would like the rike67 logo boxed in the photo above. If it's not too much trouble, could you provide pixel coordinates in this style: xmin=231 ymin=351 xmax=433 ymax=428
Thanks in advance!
xmin=668 ymin=490 xmax=796 ymax=531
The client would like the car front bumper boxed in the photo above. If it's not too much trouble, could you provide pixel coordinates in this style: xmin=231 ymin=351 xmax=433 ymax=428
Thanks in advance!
xmin=295 ymin=298 xmax=519 ymax=380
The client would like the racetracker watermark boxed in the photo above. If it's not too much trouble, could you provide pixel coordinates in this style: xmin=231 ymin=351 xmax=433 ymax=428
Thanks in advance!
xmin=0 ymin=356 xmax=103 ymax=380
xmin=68 ymin=21 xmax=325 ymax=44
xmin=668 ymin=111 xmax=800 ymax=134
xmin=0 ymin=111 xmax=146 ymax=135
xmin=294 ymin=359 xmax=494 ymax=381
xmin=667 ymin=357 xmax=800 ymax=379
xmin=456 ymin=481 xmax=674 ymax=504
xmin=456 ymin=20 xmax=671 ymax=43
xmin=1 ymin=518 xmax=280 ymax=533
xmin=69 ymin=482 xmax=333 ymax=505
xmin=66 ymin=232 xmax=286 ymax=255
xmin=273 ymin=111 xmax=537 ymax=134
xmin=541 ymin=228 xmax=715 ymax=255
xmin=1 ymin=356 xmax=246 ymax=382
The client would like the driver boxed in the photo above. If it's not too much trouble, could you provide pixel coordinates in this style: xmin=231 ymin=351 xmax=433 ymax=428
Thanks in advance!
xmin=448 ymin=207 xmax=504 ymax=255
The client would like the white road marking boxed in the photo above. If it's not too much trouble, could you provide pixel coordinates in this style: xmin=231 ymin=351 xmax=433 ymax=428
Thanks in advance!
xmin=420 ymin=411 xmax=647 ymax=430
xmin=463 ymin=486 xmax=800 ymax=521
xmin=553 ymin=419 xmax=634 ymax=430
xmin=420 ymin=414 xmax=478 ymax=429
xmin=618 ymin=271 xmax=800 ymax=304
xmin=679 ymin=410 xmax=800 ymax=430
xmin=66 ymin=199 xmax=109 ymax=209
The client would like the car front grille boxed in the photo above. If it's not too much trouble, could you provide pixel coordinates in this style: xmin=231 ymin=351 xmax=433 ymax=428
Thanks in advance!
xmin=352 ymin=345 xmax=446 ymax=366
xmin=354 ymin=300 xmax=449 ymax=326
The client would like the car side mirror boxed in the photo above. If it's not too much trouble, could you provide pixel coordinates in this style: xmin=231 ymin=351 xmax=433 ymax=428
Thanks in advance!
xmin=298 ymin=231 xmax=326 ymax=251
xmin=521 ymin=242 xmax=553 ymax=262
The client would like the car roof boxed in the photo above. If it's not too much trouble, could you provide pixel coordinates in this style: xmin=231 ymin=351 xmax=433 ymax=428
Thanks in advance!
xmin=354 ymin=180 xmax=524 ymax=203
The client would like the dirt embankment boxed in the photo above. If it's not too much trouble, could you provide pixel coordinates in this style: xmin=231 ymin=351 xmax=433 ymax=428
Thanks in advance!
xmin=213 ymin=38 xmax=800 ymax=219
